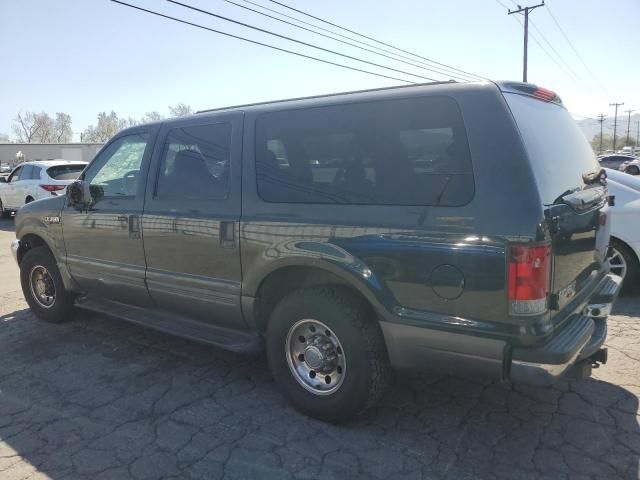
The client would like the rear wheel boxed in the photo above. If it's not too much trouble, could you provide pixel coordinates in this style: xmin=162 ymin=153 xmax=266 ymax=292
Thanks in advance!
xmin=266 ymin=286 xmax=390 ymax=423
xmin=0 ymin=198 xmax=7 ymax=218
xmin=25 ymin=196 xmax=34 ymax=204
xmin=609 ymin=239 xmax=639 ymax=293
xmin=625 ymin=165 xmax=640 ymax=175
xmin=20 ymin=247 xmax=75 ymax=323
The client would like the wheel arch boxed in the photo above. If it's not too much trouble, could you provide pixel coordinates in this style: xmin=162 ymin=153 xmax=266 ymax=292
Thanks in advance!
xmin=248 ymin=263 xmax=390 ymax=334
xmin=610 ymin=234 xmax=640 ymax=265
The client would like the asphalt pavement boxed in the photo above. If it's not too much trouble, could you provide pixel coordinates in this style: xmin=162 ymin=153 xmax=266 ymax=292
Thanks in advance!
xmin=0 ymin=217 xmax=638 ymax=479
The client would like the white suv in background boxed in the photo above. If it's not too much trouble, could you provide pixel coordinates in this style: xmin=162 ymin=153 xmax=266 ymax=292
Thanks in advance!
xmin=0 ymin=160 xmax=87 ymax=217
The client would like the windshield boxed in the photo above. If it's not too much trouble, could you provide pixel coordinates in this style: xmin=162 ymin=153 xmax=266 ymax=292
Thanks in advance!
xmin=504 ymin=93 xmax=600 ymax=205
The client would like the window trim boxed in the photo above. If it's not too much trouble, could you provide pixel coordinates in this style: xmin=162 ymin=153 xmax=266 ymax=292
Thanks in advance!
xmin=253 ymin=94 xmax=475 ymax=207
xmin=152 ymin=121 xmax=233 ymax=201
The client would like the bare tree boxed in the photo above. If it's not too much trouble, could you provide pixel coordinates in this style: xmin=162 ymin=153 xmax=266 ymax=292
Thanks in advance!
xmin=168 ymin=103 xmax=193 ymax=117
xmin=33 ymin=112 xmax=55 ymax=143
xmin=82 ymin=111 xmax=128 ymax=143
xmin=142 ymin=111 xmax=163 ymax=123
xmin=12 ymin=112 xmax=41 ymax=143
xmin=54 ymin=113 xmax=73 ymax=143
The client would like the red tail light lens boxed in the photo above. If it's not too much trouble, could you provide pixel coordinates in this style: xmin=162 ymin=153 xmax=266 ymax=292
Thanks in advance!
xmin=508 ymin=244 xmax=551 ymax=315
xmin=599 ymin=212 xmax=607 ymax=226
xmin=40 ymin=185 xmax=65 ymax=192
xmin=532 ymin=87 xmax=558 ymax=103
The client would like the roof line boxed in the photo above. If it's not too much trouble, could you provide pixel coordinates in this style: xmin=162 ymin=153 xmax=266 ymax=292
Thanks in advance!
xmin=196 ymin=80 xmax=461 ymax=114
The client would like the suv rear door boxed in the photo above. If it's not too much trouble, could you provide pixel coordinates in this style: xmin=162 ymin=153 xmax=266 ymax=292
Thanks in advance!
xmin=141 ymin=114 xmax=245 ymax=329
xmin=504 ymin=88 xmax=609 ymax=314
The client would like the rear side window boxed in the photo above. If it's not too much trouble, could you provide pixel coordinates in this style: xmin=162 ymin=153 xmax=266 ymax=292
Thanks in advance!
xmin=505 ymin=93 xmax=600 ymax=205
xmin=30 ymin=166 xmax=42 ymax=180
xmin=156 ymin=123 xmax=231 ymax=199
xmin=255 ymin=96 xmax=474 ymax=206
xmin=47 ymin=164 xmax=85 ymax=180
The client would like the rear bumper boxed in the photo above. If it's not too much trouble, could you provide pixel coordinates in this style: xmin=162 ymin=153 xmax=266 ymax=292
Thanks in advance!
xmin=509 ymin=273 xmax=621 ymax=385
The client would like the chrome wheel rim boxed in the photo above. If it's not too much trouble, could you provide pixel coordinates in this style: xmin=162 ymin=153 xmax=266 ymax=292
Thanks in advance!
xmin=29 ymin=265 xmax=56 ymax=309
xmin=608 ymin=247 xmax=627 ymax=281
xmin=285 ymin=319 xmax=346 ymax=395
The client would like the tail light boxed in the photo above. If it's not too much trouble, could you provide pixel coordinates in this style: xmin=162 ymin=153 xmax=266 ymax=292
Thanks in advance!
xmin=599 ymin=212 xmax=607 ymax=226
xmin=508 ymin=243 xmax=551 ymax=315
xmin=532 ymin=87 xmax=558 ymax=103
xmin=40 ymin=185 xmax=65 ymax=192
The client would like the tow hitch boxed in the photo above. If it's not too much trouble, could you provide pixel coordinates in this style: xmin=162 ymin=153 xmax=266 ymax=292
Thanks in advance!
xmin=568 ymin=348 xmax=608 ymax=381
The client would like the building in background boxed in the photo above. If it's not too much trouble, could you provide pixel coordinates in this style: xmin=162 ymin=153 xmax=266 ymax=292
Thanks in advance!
xmin=0 ymin=143 xmax=103 ymax=167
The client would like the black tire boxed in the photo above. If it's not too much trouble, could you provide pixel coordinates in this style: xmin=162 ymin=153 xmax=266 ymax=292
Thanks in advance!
xmin=266 ymin=286 xmax=390 ymax=423
xmin=20 ymin=247 xmax=75 ymax=323
xmin=0 ymin=198 xmax=7 ymax=219
xmin=25 ymin=196 xmax=34 ymax=204
xmin=625 ymin=166 xmax=640 ymax=175
xmin=609 ymin=239 xmax=639 ymax=294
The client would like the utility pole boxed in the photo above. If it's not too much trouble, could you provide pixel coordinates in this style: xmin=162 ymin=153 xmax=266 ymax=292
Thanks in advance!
xmin=624 ymin=109 xmax=635 ymax=145
xmin=596 ymin=114 xmax=606 ymax=154
xmin=508 ymin=2 xmax=545 ymax=82
xmin=636 ymin=120 xmax=639 ymax=148
xmin=610 ymin=102 xmax=624 ymax=152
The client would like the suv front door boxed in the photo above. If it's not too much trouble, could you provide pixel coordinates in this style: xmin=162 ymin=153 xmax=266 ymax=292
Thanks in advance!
xmin=141 ymin=114 xmax=245 ymax=329
xmin=62 ymin=127 xmax=157 ymax=306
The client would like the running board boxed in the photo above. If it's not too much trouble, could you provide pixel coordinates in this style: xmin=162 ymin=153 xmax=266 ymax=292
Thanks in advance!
xmin=76 ymin=296 xmax=263 ymax=353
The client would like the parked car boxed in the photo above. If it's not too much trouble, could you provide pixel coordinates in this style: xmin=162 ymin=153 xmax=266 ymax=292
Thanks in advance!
xmin=605 ymin=168 xmax=640 ymax=289
xmin=0 ymin=163 xmax=11 ymax=173
xmin=0 ymin=160 xmax=87 ymax=217
xmin=618 ymin=157 xmax=640 ymax=175
xmin=598 ymin=154 xmax=636 ymax=171
xmin=10 ymin=81 xmax=620 ymax=422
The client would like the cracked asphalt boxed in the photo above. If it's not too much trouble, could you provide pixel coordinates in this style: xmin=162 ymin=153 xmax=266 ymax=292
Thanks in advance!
xmin=0 ymin=218 xmax=639 ymax=479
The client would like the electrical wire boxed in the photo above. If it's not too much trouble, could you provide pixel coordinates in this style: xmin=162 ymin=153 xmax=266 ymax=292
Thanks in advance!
xmin=545 ymin=2 xmax=609 ymax=94
xmin=264 ymin=0 xmax=486 ymax=80
xmin=215 ymin=0 xmax=479 ymax=81
xmin=166 ymin=0 xmax=440 ymax=82
xmin=240 ymin=0 xmax=483 ymax=81
xmin=110 ymin=0 xmax=415 ymax=84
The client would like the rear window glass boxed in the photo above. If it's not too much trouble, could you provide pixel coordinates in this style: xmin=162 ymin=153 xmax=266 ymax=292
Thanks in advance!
xmin=255 ymin=96 xmax=474 ymax=206
xmin=47 ymin=164 xmax=86 ymax=180
xmin=505 ymin=93 xmax=600 ymax=205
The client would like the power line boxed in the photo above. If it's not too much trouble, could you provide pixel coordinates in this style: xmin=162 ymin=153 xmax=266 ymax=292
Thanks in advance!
xmin=264 ymin=0 xmax=486 ymax=80
xmin=215 ymin=0 xmax=478 ymax=81
xmin=167 ymin=0 xmax=441 ymax=82
xmin=545 ymin=2 xmax=608 ymax=94
xmin=110 ymin=0 xmax=415 ymax=84
xmin=238 ymin=0 xmax=474 ymax=79
xmin=528 ymin=20 xmax=585 ymax=86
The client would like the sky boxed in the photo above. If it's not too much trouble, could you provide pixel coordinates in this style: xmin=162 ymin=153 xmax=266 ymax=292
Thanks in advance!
xmin=1 ymin=0 xmax=639 ymax=141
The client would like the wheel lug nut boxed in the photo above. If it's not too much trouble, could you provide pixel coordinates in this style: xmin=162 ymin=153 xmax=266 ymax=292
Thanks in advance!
xmin=298 ymin=354 xmax=304 ymax=362
xmin=309 ymin=370 xmax=316 ymax=379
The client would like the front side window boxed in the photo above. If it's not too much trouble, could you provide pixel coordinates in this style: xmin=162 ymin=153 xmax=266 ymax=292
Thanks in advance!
xmin=83 ymin=133 xmax=149 ymax=197
xmin=255 ymin=96 xmax=473 ymax=206
xmin=156 ymin=123 xmax=231 ymax=199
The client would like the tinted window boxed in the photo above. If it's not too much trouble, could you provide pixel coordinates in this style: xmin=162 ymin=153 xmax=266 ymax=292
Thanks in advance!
xmin=255 ymin=96 xmax=473 ymax=206
xmin=30 ymin=166 xmax=42 ymax=180
xmin=505 ymin=93 xmax=599 ymax=205
xmin=47 ymin=164 xmax=86 ymax=180
xmin=19 ymin=165 xmax=33 ymax=180
xmin=83 ymin=133 xmax=149 ymax=197
xmin=156 ymin=123 xmax=231 ymax=199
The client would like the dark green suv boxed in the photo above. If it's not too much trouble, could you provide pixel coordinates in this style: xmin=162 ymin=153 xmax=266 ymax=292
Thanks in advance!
xmin=11 ymin=81 xmax=620 ymax=422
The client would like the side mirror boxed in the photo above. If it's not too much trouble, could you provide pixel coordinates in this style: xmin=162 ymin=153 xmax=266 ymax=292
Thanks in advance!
xmin=66 ymin=180 xmax=87 ymax=209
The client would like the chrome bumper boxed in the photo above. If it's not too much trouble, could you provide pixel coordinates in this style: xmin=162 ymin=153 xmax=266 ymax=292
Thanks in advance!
xmin=10 ymin=240 xmax=20 ymax=264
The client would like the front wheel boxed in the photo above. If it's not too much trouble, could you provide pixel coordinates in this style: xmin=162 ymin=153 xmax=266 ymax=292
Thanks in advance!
xmin=266 ymin=286 xmax=390 ymax=423
xmin=20 ymin=247 xmax=75 ymax=323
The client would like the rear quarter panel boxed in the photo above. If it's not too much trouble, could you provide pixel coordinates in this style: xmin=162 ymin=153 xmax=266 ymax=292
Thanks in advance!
xmin=240 ymin=83 xmax=544 ymax=342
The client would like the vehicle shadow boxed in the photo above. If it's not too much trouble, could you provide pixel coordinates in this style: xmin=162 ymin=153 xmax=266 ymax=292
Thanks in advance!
xmin=0 ymin=306 xmax=637 ymax=479
xmin=0 ymin=217 xmax=15 ymax=232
